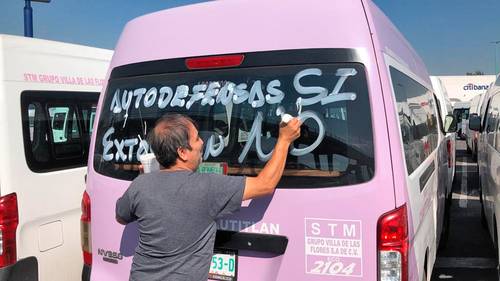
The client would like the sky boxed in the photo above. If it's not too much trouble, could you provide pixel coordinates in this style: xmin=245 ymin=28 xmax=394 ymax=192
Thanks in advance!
xmin=0 ymin=0 xmax=499 ymax=76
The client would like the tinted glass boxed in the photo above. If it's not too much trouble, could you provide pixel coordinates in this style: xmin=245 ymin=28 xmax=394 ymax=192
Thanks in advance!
xmin=433 ymin=94 xmax=446 ymax=133
xmin=21 ymin=91 xmax=99 ymax=172
xmin=94 ymin=63 xmax=375 ymax=188
xmin=453 ymin=108 xmax=469 ymax=123
xmin=48 ymin=107 xmax=70 ymax=142
xmin=390 ymin=67 xmax=439 ymax=174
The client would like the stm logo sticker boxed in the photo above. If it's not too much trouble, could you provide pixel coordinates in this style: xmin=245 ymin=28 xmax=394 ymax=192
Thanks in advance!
xmin=97 ymin=248 xmax=123 ymax=264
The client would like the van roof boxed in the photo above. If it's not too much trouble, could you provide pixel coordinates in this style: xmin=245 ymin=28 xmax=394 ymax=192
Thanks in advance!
xmin=0 ymin=34 xmax=113 ymax=83
xmin=364 ymin=0 xmax=430 ymax=84
xmin=112 ymin=0 xmax=379 ymax=69
xmin=111 ymin=0 xmax=430 ymax=85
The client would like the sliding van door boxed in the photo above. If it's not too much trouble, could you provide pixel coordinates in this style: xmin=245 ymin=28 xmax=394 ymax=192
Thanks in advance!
xmin=18 ymin=91 xmax=98 ymax=281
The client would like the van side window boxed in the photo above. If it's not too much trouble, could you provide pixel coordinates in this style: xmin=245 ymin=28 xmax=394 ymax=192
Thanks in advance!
xmin=27 ymin=102 xmax=51 ymax=164
xmin=486 ymin=94 xmax=500 ymax=148
xmin=497 ymin=104 xmax=500 ymax=152
xmin=82 ymin=106 xmax=97 ymax=134
xmin=433 ymin=94 xmax=446 ymax=133
xmin=49 ymin=106 xmax=71 ymax=143
xmin=486 ymin=98 xmax=498 ymax=134
xmin=390 ymin=67 xmax=439 ymax=174
xmin=21 ymin=91 xmax=99 ymax=172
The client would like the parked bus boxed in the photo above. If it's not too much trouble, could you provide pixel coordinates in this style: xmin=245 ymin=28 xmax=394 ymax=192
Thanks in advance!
xmin=0 ymin=34 xmax=112 ymax=281
xmin=83 ymin=1 xmax=456 ymax=280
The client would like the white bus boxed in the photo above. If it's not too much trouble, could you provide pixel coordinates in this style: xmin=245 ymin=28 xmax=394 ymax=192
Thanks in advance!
xmin=0 ymin=34 xmax=112 ymax=281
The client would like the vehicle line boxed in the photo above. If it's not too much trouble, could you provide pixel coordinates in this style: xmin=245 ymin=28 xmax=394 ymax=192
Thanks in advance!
xmin=434 ymin=257 xmax=497 ymax=269
xmin=455 ymin=161 xmax=477 ymax=167
xmin=458 ymin=157 xmax=469 ymax=208
xmin=451 ymin=193 xmax=479 ymax=200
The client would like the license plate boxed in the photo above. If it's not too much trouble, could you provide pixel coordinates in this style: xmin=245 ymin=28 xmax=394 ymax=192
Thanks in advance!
xmin=208 ymin=249 xmax=237 ymax=281
xmin=197 ymin=162 xmax=228 ymax=175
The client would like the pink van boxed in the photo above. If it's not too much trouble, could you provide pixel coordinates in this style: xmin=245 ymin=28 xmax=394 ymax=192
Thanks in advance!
xmin=82 ymin=1 xmax=456 ymax=280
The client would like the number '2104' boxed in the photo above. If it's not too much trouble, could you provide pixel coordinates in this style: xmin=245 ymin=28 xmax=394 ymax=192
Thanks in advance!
xmin=310 ymin=261 xmax=356 ymax=276
xmin=211 ymin=257 xmax=235 ymax=272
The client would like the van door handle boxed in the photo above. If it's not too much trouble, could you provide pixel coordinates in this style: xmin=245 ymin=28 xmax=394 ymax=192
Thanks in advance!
xmin=215 ymin=230 xmax=288 ymax=255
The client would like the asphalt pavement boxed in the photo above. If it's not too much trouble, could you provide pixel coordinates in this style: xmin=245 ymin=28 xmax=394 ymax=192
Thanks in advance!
xmin=431 ymin=141 xmax=498 ymax=281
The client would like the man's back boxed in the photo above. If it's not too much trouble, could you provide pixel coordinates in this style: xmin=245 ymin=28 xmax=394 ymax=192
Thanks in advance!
xmin=116 ymin=170 xmax=244 ymax=281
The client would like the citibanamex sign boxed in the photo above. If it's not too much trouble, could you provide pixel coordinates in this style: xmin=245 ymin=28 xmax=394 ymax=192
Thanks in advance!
xmin=463 ymin=83 xmax=489 ymax=91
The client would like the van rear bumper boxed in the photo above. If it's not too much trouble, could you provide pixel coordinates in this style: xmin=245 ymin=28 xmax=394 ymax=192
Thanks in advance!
xmin=0 ymin=257 xmax=38 ymax=281
xmin=82 ymin=264 xmax=91 ymax=281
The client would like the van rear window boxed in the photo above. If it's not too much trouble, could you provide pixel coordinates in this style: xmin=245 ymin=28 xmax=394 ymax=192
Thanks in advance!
xmin=94 ymin=62 xmax=374 ymax=188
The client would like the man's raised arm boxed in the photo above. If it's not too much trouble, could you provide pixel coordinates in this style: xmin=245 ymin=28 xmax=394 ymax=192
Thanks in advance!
xmin=243 ymin=118 xmax=301 ymax=200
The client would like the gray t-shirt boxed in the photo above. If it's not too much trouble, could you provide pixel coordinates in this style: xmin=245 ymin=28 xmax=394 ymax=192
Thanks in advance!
xmin=116 ymin=170 xmax=245 ymax=281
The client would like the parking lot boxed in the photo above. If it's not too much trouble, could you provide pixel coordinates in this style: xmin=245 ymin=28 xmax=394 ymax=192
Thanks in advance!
xmin=431 ymin=141 xmax=498 ymax=281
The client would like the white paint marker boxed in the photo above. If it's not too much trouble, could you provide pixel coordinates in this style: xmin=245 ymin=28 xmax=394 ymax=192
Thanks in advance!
xmin=279 ymin=97 xmax=303 ymax=124
xmin=281 ymin=113 xmax=293 ymax=123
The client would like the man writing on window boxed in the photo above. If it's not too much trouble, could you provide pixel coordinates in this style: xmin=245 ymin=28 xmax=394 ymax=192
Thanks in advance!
xmin=116 ymin=113 xmax=301 ymax=281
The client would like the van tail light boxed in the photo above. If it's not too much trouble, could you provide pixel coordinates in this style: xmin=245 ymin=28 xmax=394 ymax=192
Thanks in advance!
xmin=0 ymin=193 xmax=19 ymax=268
xmin=378 ymin=204 xmax=408 ymax=281
xmin=185 ymin=54 xmax=244 ymax=70
xmin=446 ymin=140 xmax=452 ymax=168
xmin=81 ymin=191 xmax=92 ymax=266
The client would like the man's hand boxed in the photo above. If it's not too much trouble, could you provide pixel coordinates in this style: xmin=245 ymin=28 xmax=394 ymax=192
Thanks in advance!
xmin=279 ymin=118 xmax=301 ymax=144
xmin=243 ymin=118 xmax=302 ymax=200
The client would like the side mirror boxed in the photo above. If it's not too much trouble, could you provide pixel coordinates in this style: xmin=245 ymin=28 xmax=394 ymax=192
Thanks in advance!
xmin=444 ymin=114 xmax=457 ymax=133
xmin=469 ymin=115 xmax=481 ymax=131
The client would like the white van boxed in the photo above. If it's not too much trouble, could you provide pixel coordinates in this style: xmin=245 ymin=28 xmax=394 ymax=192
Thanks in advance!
xmin=0 ymin=35 xmax=112 ymax=281
xmin=473 ymin=75 xmax=500 ymax=273
xmin=430 ymin=76 xmax=456 ymax=247
xmin=465 ymin=93 xmax=484 ymax=159
xmin=84 ymin=1 xmax=457 ymax=281
xmin=453 ymin=101 xmax=470 ymax=139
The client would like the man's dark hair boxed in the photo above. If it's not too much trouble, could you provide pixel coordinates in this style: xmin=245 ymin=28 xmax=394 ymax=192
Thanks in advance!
xmin=147 ymin=113 xmax=195 ymax=168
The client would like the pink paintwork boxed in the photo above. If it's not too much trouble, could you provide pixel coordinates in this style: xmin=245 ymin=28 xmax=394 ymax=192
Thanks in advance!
xmin=86 ymin=1 xmax=436 ymax=280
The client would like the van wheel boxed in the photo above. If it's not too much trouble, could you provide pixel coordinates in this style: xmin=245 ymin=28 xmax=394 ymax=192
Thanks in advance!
xmin=481 ymin=201 xmax=487 ymax=228
xmin=439 ymin=194 xmax=451 ymax=250
xmin=494 ymin=220 xmax=499 ymax=272
xmin=479 ymin=179 xmax=487 ymax=229
xmin=422 ymin=270 xmax=427 ymax=281
xmin=472 ymin=141 xmax=478 ymax=161
xmin=422 ymin=253 xmax=428 ymax=281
